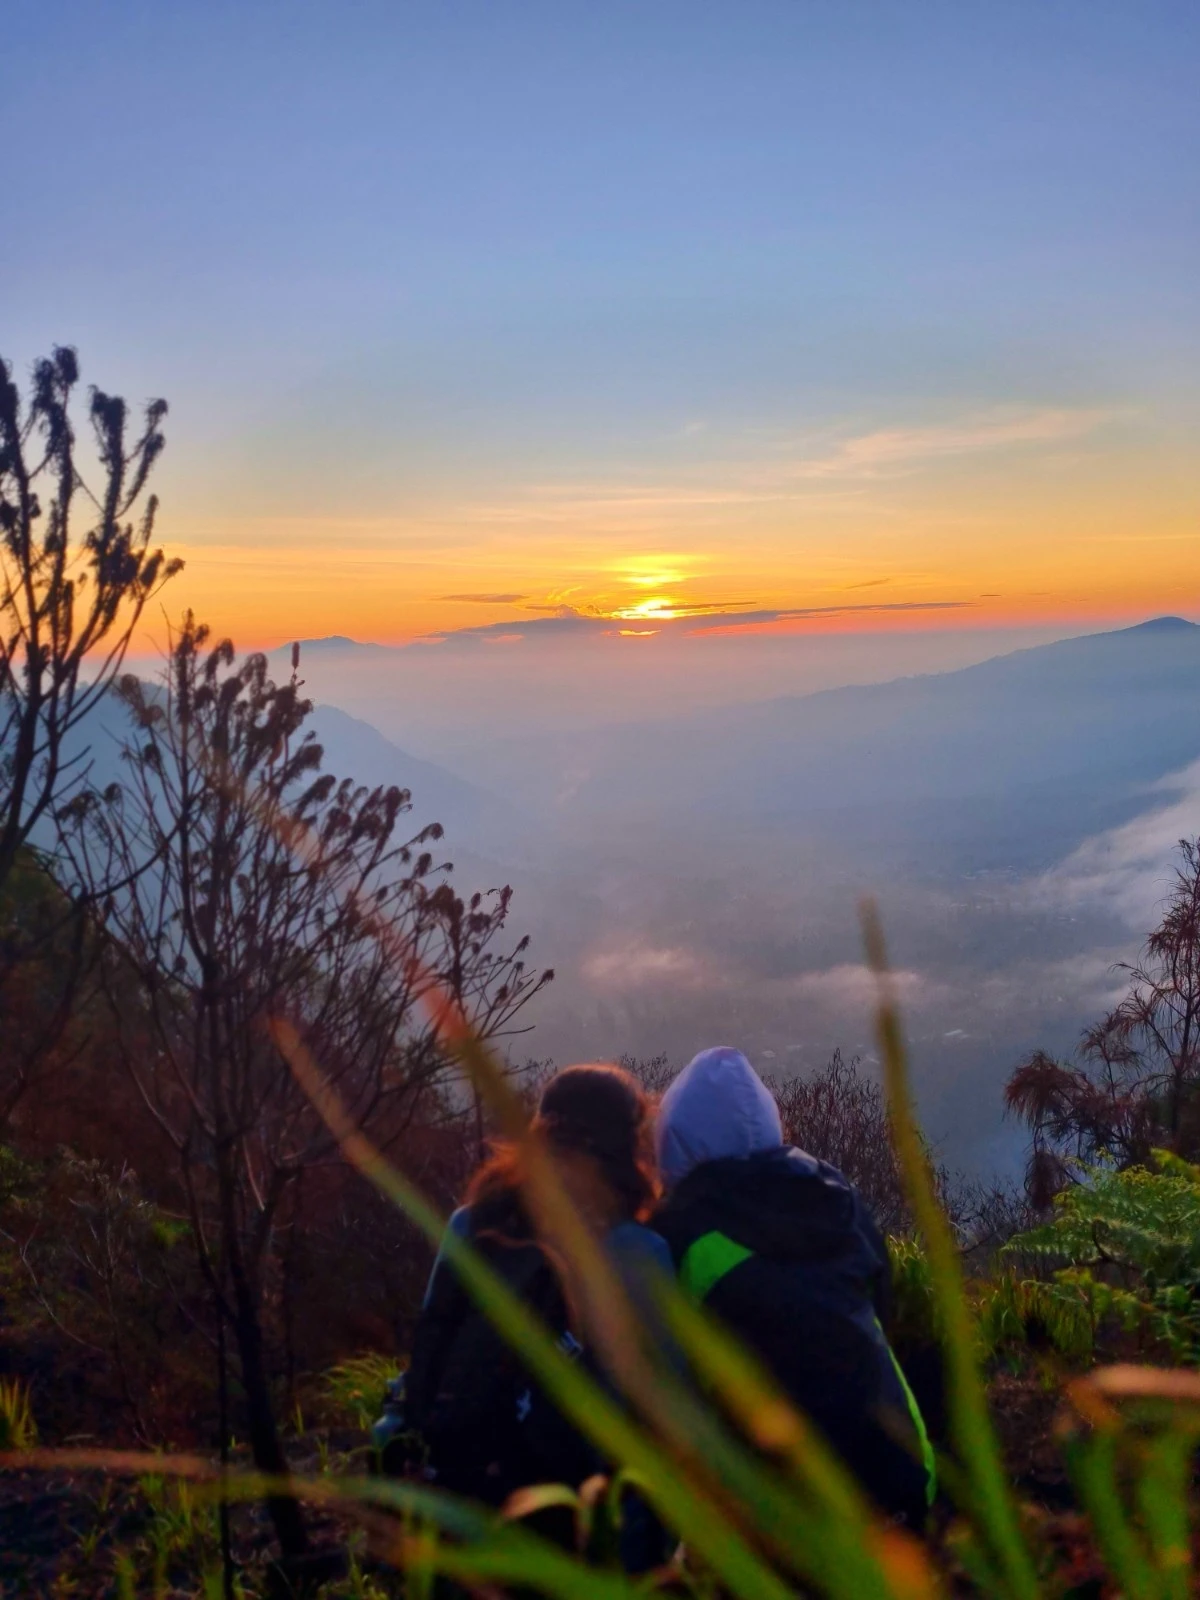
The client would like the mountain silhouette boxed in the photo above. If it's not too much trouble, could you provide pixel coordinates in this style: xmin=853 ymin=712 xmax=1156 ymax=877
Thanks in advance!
xmin=465 ymin=615 xmax=1200 ymax=874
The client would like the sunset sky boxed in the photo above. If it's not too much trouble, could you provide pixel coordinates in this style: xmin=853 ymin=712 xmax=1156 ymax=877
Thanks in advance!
xmin=4 ymin=1 xmax=1198 ymax=651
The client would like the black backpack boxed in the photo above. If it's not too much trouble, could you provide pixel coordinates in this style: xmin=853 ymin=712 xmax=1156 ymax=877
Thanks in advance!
xmin=405 ymin=1220 xmax=597 ymax=1506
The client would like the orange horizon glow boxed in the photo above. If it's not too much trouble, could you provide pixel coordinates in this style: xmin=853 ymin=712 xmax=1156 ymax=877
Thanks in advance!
xmin=134 ymin=549 xmax=1195 ymax=658
xmin=136 ymin=401 xmax=1198 ymax=655
xmin=144 ymin=530 xmax=1198 ymax=655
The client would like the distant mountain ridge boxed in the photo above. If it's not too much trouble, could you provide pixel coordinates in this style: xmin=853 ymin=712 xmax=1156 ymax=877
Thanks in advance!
xmin=752 ymin=615 xmax=1198 ymax=710
xmin=670 ymin=613 xmax=1200 ymax=802
xmin=276 ymin=615 xmax=1196 ymax=660
xmin=274 ymin=635 xmax=392 ymax=655
xmin=46 ymin=677 xmax=518 ymax=866
xmin=442 ymin=614 xmax=1200 ymax=874
xmin=307 ymin=703 xmax=519 ymax=853
xmin=53 ymin=616 xmax=1200 ymax=878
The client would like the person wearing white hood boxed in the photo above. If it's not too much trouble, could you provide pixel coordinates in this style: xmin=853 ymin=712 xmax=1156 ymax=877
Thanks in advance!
xmin=654 ymin=1047 xmax=935 ymax=1526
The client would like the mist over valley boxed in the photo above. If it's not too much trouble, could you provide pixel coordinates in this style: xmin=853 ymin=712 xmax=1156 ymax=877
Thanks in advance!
xmin=232 ymin=616 xmax=1200 ymax=1176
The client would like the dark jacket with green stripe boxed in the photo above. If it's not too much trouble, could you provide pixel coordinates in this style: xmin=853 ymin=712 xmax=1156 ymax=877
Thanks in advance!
xmin=653 ymin=1146 xmax=933 ymax=1524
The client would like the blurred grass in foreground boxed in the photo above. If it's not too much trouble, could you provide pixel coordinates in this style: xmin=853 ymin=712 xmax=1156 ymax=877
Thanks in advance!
xmin=5 ymin=904 xmax=1200 ymax=1597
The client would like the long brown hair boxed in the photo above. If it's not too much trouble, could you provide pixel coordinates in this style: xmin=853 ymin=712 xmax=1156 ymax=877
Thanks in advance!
xmin=466 ymin=1063 xmax=658 ymax=1228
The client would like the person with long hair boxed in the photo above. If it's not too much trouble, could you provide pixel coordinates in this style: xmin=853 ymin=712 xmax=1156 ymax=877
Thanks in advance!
xmin=404 ymin=1064 xmax=673 ymax=1562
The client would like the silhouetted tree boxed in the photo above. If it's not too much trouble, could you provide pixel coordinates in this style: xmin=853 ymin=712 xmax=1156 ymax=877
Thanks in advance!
xmin=67 ymin=614 xmax=550 ymax=1567
xmin=1006 ymin=837 xmax=1200 ymax=1206
xmin=0 ymin=345 xmax=179 ymax=890
xmin=0 ymin=347 xmax=180 ymax=1123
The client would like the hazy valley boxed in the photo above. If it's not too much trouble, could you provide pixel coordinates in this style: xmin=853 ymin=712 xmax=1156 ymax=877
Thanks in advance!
xmin=222 ymin=615 xmax=1200 ymax=1174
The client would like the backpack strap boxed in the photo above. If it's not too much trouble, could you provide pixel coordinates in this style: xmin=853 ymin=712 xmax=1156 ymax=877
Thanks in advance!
xmin=679 ymin=1229 xmax=754 ymax=1301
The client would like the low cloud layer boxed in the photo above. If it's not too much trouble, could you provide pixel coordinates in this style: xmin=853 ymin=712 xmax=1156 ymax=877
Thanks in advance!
xmin=419 ymin=599 xmax=973 ymax=647
xmin=1031 ymin=759 xmax=1200 ymax=929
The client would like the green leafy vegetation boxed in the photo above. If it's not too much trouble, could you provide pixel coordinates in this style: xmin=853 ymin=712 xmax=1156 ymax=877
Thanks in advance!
xmin=1004 ymin=1151 xmax=1200 ymax=1364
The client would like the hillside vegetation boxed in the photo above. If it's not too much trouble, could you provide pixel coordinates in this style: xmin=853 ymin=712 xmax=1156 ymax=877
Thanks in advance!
xmin=7 ymin=349 xmax=1200 ymax=1597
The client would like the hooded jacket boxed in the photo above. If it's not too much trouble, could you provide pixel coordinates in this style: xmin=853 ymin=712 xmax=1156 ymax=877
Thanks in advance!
xmin=654 ymin=1048 xmax=934 ymax=1522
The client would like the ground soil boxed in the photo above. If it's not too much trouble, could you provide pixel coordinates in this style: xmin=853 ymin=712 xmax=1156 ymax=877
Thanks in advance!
xmin=0 ymin=1380 xmax=1129 ymax=1597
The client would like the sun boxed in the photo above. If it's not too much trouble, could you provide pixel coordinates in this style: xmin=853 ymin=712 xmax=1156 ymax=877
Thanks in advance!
xmin=613 ymin=595 xmax=682 ymax=621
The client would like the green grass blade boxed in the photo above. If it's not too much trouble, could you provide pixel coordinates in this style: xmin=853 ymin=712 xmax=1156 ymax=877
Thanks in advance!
xmin=1063 ymin=1429 xmax=1156 ymax=1598
xmin=653 ymin=1277 xmax=941 ymax=1600
xmin=1138 ymin=1432 xmax=1192 ymax=1600
xmin=862 ymin=902 xmax=1040 ymax=1600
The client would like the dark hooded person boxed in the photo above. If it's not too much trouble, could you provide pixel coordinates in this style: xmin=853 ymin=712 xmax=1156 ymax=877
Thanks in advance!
xmin=653 ymin=1046 xmax=935 ymax=1526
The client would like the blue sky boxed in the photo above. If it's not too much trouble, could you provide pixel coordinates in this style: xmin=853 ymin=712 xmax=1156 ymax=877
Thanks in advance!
xmin=3 ymin=1 xmax=1198 ymax=644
